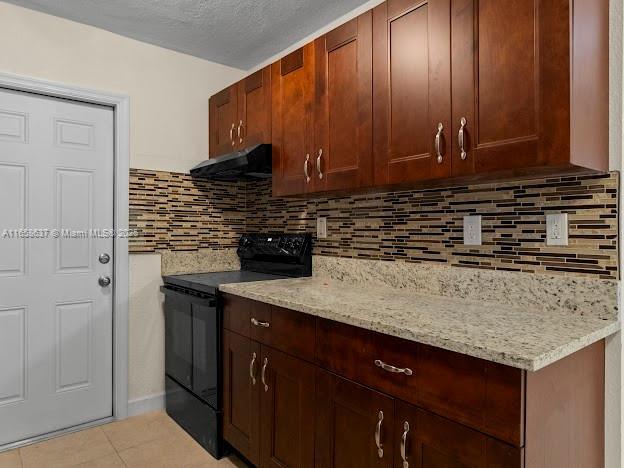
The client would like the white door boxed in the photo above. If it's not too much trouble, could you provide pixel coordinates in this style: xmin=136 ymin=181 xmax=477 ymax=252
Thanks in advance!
xmin=0 ymin=88 xmax=114 ymax=445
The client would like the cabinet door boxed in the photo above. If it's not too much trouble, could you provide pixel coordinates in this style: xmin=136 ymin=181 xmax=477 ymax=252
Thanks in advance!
xmin=316 ymin=371 xmax=395 ymax=468
xmin=395 ymin=401 xmax=522 ymax=468
xmin=451 ymin=0 xmax=544 ymax=176
xmin=373 ymin=0 xmax=451 ymax=186
xmin=260 ymin=346 xmax=315 ymax=468
xmin=222 ymin=331 xmax=261 ymax=465
xmin=313 ymin=13 xmax=373 ymax=192
xmin=209 ymin=85 xmax=238 ymax=157
xmin=237 ymin=66 xmax=271 ymax=149
xmin=271 ymin=44 xmax=315 ymax=196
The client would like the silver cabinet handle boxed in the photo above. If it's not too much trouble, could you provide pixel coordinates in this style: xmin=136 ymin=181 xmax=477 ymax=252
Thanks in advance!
xmin=458 ymin=117 xmax=467 ymax=160
xmin=304 ymin=154 xmax=311 ymax=183
xmin=374 ymin=359 xmax=413 ymax=376
xmin=249 ymin=352 xmax=257 ymax=385
xmin=435 ymin=123 xmax=444 ymax=164
xmin=98 ymin=276 xmax=111 ymax=287
xmin=251 ymin=317 xmax=270 ymax=328
xmin=230 ymin=123 xmax=236 ymax=146
xmin=400 ymin=421 xmax=410 ymax=468
xmin=237 ymin=120 xmax=244 ymax=144
xmin=375 ymin=411 xmax=384 ymax=458
xmin=261 ymin=357 xmax=269 ymax=392
xmin=316 ymin=148 xmax=323 ymax=180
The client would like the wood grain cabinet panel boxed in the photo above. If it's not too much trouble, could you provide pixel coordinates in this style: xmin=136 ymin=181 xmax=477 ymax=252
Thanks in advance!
xmin=209 ymin=85 xmax=238 ymax=157
xmin=271 ymin=45 xmax=316 ymax=196
xmin=222 ymin=330 xmax=261 ymax=465
xmin=451 ymin=0 xmax=608 ymax=176
xmin=315 ymin=370 xmax=396 ymax=468
xmin=313 ymin=13 xmax=373 ymax=192
xmin=394 ymin=402 xmax=523 ymax=468
xmin=260 ymin=346 xmax=316 ymax=468
xmin=373 ymin=0 xmax=452 ymax=185
xmin=237 ymin=67 xmax=271 ymax=149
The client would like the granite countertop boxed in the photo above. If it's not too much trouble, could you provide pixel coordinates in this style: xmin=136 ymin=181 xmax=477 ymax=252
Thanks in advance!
xmin=219 ymin=277 xmax=620 ymax=371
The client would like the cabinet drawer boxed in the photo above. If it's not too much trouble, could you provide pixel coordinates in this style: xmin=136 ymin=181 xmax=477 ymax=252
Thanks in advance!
xmin=223 ymin=294 xmax=270 ymax=338
xmin=316 ymin=318 xmax=524 ymax=446
xmin=223 ymin=294 xmax=316 ymax=361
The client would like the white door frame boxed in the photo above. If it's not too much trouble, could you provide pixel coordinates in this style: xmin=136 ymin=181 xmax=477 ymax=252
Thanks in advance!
xmin=0 ymin=72 xmax=130 ymax=422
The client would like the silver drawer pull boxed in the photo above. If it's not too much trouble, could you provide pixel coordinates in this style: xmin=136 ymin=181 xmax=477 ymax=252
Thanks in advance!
xmin=435 ymin=122 xmax=443 ymax=164
xmin=304 ymin=154 xmax=311 ymax=182
xmin=400 ymin=421 xmax=410 ymax=468
xmin=374 ymin=359 xmax=413 ymax=376
xmin=249 ymin=352 xmax=257 ymax=385
xmin=262 ymin=357 xmax=269 ymax=392
xmin=458 ymin=117 xmax=467 ymax=160
xmin=375 ymin=410 xmax=384 ymax=458
xmin=251 ymin=317 xmax=270 ymax=328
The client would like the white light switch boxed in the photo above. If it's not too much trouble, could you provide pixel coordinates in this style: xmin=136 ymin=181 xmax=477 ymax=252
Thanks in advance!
xmin=317 ymin=217 xmax=327 ymax=239
xmin=546 ymin=213 xmax=568 ymax=246
xmin=463 ymin=215 xmax=482 ymax=246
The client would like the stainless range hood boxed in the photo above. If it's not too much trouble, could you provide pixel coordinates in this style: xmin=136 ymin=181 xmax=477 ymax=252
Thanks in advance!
xmin=190 ymin=144 xmax=272 ymax=180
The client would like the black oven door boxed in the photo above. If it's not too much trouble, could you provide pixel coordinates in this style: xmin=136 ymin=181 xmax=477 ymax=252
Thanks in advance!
xmin=162 ymin=286 xmax=219 ymax=409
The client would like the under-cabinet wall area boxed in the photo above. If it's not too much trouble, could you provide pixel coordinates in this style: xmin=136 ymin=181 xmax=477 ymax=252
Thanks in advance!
xmin=129 ymin=169 xmax=618 ymax=279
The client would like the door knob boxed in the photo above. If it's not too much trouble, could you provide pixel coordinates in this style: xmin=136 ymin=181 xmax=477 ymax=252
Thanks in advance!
xmin=99 ymin=253 xmax=110 ymax=264
xmin=98 ymin=276 xmax=111 ymax=287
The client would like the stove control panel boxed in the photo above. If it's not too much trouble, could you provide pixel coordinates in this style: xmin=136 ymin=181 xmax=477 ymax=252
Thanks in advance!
xmin=238 ymin=233 xmax=312 ymax=260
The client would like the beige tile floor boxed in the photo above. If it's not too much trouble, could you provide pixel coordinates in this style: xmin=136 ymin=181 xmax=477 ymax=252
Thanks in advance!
xmin=0 ymin=412 xmax=249 ymax=468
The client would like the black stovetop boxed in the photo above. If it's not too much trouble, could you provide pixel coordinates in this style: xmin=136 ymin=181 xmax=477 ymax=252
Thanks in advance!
xmin=162 ymin=233 xmax=312 ymax=295
xmin=162 ymin=270 xmax=289 ymax=295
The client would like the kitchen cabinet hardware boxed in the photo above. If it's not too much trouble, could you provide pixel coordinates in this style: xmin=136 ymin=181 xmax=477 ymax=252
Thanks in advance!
xmin=304 ymin=154 xmax=311 ymax=183
xmin=374 ymin=359 xmax=413 ymax=376
xmin=237 ymin=120 xmax=244 ymax=144
xmin=458 ymin=117 xmax=467 ymax=160
xmin=400 ymin=421 xmax=409 ymax=468
xmin=229 ymin=123 xmax=236 ymax=146
xmin=435 ymin=123 xmax=444 ymax=164
xmin=249 ymin=352 xmax=257 ymax=385
xmin=261 ymin=357 xmax=268 ymax=392
xmin=251 ymin=317 xmax=270 ymax=328
xmin=316 ymin=148 xmax=323 ymax=179
xmin=375 ymin=410 xmax=384 ymax=458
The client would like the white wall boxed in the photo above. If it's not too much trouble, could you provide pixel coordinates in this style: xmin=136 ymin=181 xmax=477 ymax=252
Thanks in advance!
xmin=0 ymin=1 xmax=246 ymax=411
xmin=0 ymin=2 xmax=245 ymax=174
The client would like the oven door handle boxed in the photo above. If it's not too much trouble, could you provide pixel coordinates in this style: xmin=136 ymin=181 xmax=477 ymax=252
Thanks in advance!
xmin=160 ymin=286 xmax=216 ymax=307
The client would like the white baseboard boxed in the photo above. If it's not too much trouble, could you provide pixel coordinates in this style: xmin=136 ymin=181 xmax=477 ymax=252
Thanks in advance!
xmin=127 ymin=392 xmax=165 ymax=417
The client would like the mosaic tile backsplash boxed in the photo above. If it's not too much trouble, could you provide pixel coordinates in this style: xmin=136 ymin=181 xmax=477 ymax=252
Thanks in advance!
xmin=130 ymin=169 xmax=619 ymax=279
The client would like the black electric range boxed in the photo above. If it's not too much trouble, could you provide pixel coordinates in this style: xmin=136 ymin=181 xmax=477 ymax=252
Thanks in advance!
xmin=161 ymin=233 xmax=312 ymax=458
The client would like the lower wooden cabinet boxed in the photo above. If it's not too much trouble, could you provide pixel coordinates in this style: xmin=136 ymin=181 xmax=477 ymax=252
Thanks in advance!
xmin=223 ymin=330 xmax=261 ymax=465
xmin=261 ymin=346 xmax=316 ymax=468
xmin=223 ymin=294 xmax=604 ymax=468
xmin=315 ymin=371 xmax=522 ymax=468
xmin=223 ymin=330 xmax=316 ymax=468
xmin=315 ymin=370 xmax=395 ymax=468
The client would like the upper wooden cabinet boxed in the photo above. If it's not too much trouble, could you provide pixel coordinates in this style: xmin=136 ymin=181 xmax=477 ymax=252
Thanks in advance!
xmin=271 ymin=45 xmax=316 ymax=196
xmin=209 ymin=67 xmax=271 ymax=157
xmin=449 ymin=0 xmax=608 ymax=177
xmin=373 ymin=0 xmax=452 ymax=185
xmin=314 ymin=13 xmax=374 ymax=192
xmin=238 ymin=67 xmax=272 ymax=149
xmin=211 ymin=0 xmax=608 ymax=194
xmin=209 ymin=84 xmax=238 ymax=157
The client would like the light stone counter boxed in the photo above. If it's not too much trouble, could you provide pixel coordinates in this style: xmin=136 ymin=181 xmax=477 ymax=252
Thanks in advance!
xmin=219 ymin=277 xmax=620 ymax=371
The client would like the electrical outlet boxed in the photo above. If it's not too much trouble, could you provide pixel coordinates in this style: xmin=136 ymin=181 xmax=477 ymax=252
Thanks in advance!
xmin=463 ymin=215 xmax=482 ymax=246
xmin=546 ymin=213 xmax=568 ymax=246
xmin=317 ymin=217 xmax=327 ymax=239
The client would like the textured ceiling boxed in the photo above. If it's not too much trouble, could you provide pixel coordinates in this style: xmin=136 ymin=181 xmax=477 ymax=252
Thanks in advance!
xmin=4 ymin=0 xmax=372 ymax=69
